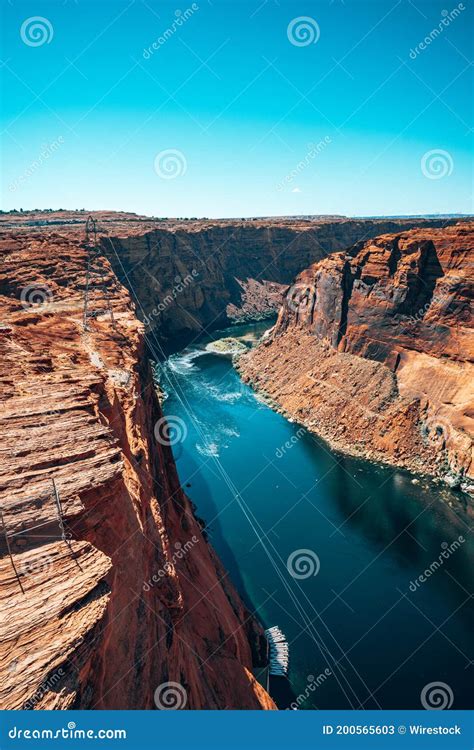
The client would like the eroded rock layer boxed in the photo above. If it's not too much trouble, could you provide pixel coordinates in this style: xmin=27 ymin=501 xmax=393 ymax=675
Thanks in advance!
xmin=1 ymin=211 xmax=461 ymax=348
xmin=102 ymin=215 xmax=463 ymax=345
xmin=1 ymin=211 xmax=472 ymax=710
xmin=0 ymin=223 xmax=274 ymax=710
xmin=239 ymin=223 xmax=474 ymax=496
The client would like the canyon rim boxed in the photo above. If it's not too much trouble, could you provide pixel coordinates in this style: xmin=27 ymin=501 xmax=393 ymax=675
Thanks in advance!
xmin=0 ymin=210 xmax=472 ymax=710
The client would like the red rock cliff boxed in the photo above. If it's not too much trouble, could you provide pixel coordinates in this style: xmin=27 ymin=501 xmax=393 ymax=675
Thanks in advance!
xmin=239 ymin=223 xmax=474 ymax=497
xmin=0 ymin=219 xmax=274 ymax=710
xmin=102 ymin=215 xmax=462 ymax=345
xmin=1 ymin=211 xmax=460 ymax=347
xmin=1 ymin=212 xmax=471 ymax=710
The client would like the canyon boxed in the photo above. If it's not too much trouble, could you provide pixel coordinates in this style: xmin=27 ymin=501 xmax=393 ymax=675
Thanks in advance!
xmin=93 ymin=213 xmax=463 ymax=346
xmin=0 ymin=210 xmax=472 ymax=711
xmin=0 ymin=214 xmax=273 ymax=710
xmin=239 ymin=222 xmax=474 ymax=499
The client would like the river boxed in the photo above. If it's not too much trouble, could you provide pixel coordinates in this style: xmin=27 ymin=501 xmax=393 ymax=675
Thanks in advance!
xmin=157 ymin=322 xmax=473 ymax=710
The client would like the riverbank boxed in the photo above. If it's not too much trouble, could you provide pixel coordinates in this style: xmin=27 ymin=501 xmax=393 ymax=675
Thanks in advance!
xmin=238 ymin=224 xmax=474 ymax=502
xmin=238 ymin=331 xmax=473 ymax=514
xmin=0 ymin=229 xmax=275 ymax=711
xmin=160 ymin=322 xmax=474 ymax=709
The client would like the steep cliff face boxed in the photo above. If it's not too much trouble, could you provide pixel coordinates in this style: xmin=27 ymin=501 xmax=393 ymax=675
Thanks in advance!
xmin=103 ymin=216 xmax=461 ymax=346
xmin=1 ymin=211 xmax=460 ymax=349
xmin=0 ymin=223 xmax=273 ymax=710
xmin=239 ymin=224 xmax=474 ymax=496
xmin=1 ymin=212 xmax=471 ymax=710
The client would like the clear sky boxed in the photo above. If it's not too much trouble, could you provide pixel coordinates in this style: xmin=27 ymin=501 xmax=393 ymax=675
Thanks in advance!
xmin=1 ymin=0 xmax=472 ymax=218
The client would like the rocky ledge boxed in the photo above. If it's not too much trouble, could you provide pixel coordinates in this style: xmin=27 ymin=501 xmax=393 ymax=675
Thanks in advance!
xmin=1 ymin=211 xmax=464 ymax=348
xmin=1 ymin=212 xmax=472 ymax=710
xmin=239 ymin=223 xmax=474 ymax=498
xmin=0 ymin=222 xmax=274 ymax=710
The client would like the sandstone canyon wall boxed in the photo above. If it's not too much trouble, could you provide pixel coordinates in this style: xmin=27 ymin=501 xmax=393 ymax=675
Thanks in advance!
xmin=0 ymin=218 xmax=273 ymax=710
xmin=1 ymin=211 xmax=471 ymax=711
xmin=239 ymin=223 xmax=474 ymax=498
xmin=101 ymin=215 xmax=461 ymax=347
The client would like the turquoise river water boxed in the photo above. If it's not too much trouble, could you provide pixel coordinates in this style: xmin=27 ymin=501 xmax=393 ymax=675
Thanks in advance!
xmin=158 ymin=322 xmax=473 ymax=710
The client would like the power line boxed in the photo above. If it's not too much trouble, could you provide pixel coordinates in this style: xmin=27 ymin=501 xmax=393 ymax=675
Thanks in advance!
xmin=0 ymin=479 xmax=78 ymax=593
xmin=83 ymin=216 xmax=117 ymax=331
xmin=102 ymin=229 xmax=372 ymax=709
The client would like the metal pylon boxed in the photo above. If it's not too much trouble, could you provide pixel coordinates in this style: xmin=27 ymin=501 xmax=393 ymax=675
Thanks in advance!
xmin=83 ymin=216 xmax=117 ymax=331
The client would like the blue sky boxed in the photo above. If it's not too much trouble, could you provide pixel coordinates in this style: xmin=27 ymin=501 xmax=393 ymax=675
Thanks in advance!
xmin=1 ymin=0 xmax=472 ymax=217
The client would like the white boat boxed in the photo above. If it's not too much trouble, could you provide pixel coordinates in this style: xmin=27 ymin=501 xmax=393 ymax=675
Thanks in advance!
xmin=266 ymin=625 xmax=290 ymax=676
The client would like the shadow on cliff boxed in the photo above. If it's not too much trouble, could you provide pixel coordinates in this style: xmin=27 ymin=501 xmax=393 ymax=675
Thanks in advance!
xmin=173 ymin=449 xmax=255 ymax=612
